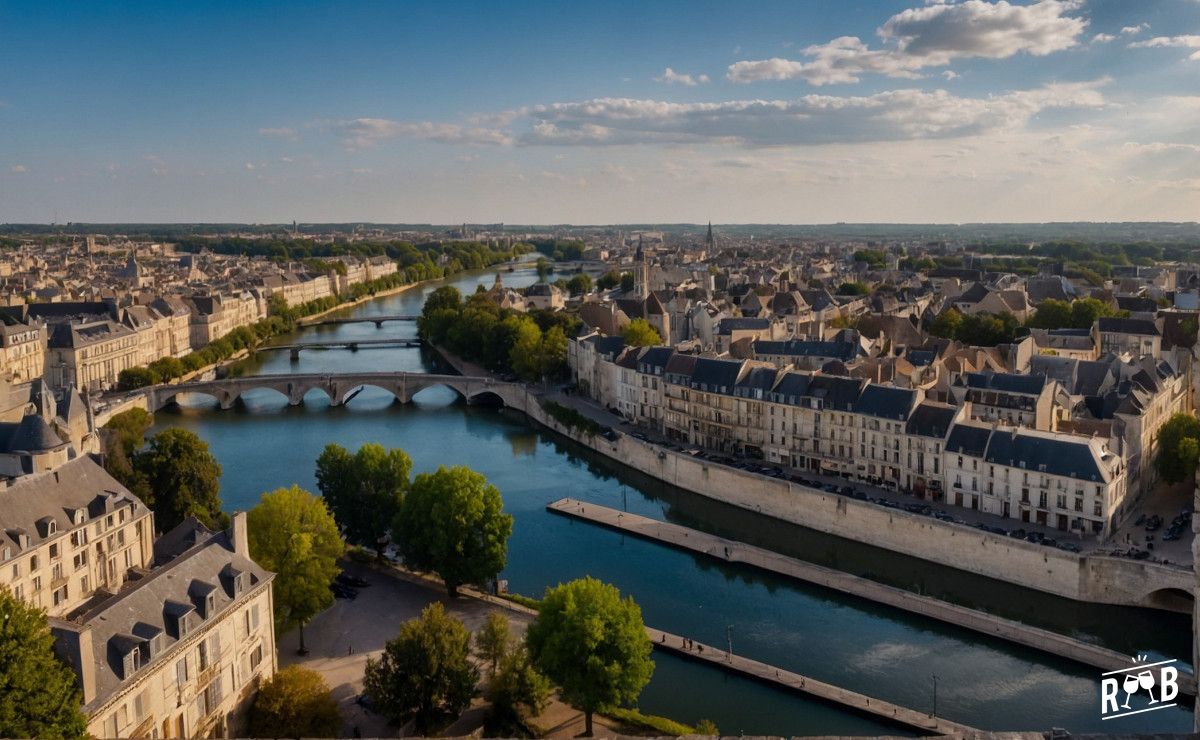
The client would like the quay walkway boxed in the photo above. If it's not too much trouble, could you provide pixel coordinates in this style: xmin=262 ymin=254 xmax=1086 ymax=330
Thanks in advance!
xmin=647 ymin=626 xmax=979 ymax=736
xmin=305 ymin=314 xmax=417 ymax=327
xmin=547 ymin=498 xmax=1197 ymax=697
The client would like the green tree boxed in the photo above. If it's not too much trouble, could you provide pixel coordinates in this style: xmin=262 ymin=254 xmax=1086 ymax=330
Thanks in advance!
xmin=315 ymin=443 xmax=411 ymax=557
xmin=118 ymin=366 xmax=159 ymax=390
xmin=1156 ymin=413 xmax=1200 ymax=484
xmin=1069 ymin=297 xmax=1116 ymax=329
xmin=0 ymin=587 xmax=89 ymax=738
xmin=509 ymin=316 xmax=545 ymax=383
xmin=538 ymin=325 xmax=569 ymax=380
xmin=928 ymin=308 xmax=963 ymax=340
xmin=102 ymin=408 xmax=154 ymax=499
xmin=836 ymin=281 xmax=869 ymax=296
xmin=566 ymin=274 xmax=593 ymax=296
xmin=247 ymin=486 xmax=344 ymax=653
xmin=619 ymin=273 xmax=635 ymax=293
xmin=536 ymin=257 xmax=553 ymax=280
xmin=475 ymin=611 xmax=512 ymax=678
xmin=424 ymin=285 xmax=463 ymax=315
xmin=694 ymin=718 xmax=720 ymax=734
xmin=1028 ymin=299 xmax=1073 ymax=329
xmin=134 ymin=428 xmax=227 ymax=532
xmin=526 ymin=577 xmax=655 ymax=736
xmin=248 ymin=665 xmax=342 ymax=738
xmin=488 ymin=644 xmax=551 ymax=730
xmin=363 ymin=602 xmax=478 ymax=732
xmin=621 ymin=318 xmax=661 ymax=347
xmin=596 ymin=271 xmax=622 ymax=290
xmin=395 ymin=465 xmax=513 ymax=597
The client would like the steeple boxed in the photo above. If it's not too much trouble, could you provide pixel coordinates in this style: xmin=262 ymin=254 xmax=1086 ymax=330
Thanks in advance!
xmin=634 ymin=234 xmax=649 ymax=300
xmin=705 ymin=221 xmax=714 ymax=249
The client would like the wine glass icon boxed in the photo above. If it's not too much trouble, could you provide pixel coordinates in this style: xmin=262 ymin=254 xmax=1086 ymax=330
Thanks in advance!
xmin=1121 ymin=673 xmax=1140 ymax=709
xmin=1138 ymin=670 xmax=1159 ymax=704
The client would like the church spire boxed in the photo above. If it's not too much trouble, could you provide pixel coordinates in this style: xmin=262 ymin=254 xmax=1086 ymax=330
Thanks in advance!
xmin=705 ymin=221 xmax=714 ymax=249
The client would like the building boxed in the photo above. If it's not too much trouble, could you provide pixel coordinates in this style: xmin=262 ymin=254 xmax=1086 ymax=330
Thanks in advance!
xmin=53 ymin=515 xmax=276 ymax=739
xmin=950 ymin=370 xmax=1061 ymax=431
xmin=1097 ymin=317 xmax=1161 ymax=358
xmin=0 ymin=315 xmax=46 ymax=382
xmin=45 ymin=320 xmax=141 ymax=392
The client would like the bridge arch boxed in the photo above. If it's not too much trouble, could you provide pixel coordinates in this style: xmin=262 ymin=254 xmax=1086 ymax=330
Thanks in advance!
xmin=1140 ymin=587 xmax=1194 ymax=612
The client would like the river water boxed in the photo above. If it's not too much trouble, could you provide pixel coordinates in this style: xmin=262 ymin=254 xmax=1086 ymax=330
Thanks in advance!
xmin=150 ymin=263 xmax=1194 ymax=735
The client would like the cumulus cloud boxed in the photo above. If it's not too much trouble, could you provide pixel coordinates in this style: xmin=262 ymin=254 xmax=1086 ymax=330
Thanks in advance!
xmin=654 ymin=67 xmax=710 ymax=86
xmin=1128 ymin=35 xmax=1200 ymax=60
xmin=1092 ymin=33 xmax=1116 ymax=43
xmin=1120 ymin=24 xmax=1149 ymax=36
xmin=517 ymin=80 xmax=1107 ymax=147
xmin=331 ymin=118 xmax=513 ymax=149
xmin=728 ymin=0 xmax=1087 ymax=84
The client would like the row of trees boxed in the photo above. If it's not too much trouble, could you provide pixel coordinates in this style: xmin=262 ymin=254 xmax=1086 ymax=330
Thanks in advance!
xmin=928 ymin=297 xmax=1128 ymax=347
xmin=316 ymin=442 xmax=513 ymax=596
xmin=117 ymin=268 xmax=432 ymax=391
xmin=417 ymin=286 xmax=576 ymax=382
xmin=365 ymin=577 xmax=654 ymax=737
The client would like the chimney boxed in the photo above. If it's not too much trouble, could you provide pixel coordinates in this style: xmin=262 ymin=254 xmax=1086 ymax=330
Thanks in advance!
xmin=231 ymin=511 xmax=248 ymax=556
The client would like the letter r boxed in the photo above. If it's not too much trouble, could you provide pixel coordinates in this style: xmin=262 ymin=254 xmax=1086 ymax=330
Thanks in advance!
xmin=1101 ymin=678 xmax=1120 ymax=714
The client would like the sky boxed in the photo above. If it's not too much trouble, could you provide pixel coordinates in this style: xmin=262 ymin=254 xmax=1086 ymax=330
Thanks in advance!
xmin=1 ymin=0 xmax=1199 ymax=225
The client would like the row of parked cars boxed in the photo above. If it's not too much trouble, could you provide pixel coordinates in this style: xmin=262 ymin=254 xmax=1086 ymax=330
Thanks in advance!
xmin=331 ymin=572 xmax=370 ymax=599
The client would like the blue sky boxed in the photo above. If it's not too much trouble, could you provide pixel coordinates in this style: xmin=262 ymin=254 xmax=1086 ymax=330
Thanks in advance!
xmin=2 ymin=0 xmax=1199 ymax=223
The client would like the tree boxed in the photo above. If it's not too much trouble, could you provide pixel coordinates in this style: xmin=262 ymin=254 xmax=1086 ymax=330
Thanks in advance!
xmin=1069 ymin=297 xmax=1116 ymax=329
xmin=536 ymin=257 xmax=553 ymax=280
xmin=694 ymin=719 xmax=720 ymax=734
xmin=134 ymin=428 xmax=226 ymax=532
xmin=248 ymin=665 xmax=342 ymax=738
xmin=118 ymin=366 xmax=159 ymax=390
xmin=363 ymin=602 xmax=478 ymax=732
xmin=395 ymin=465 xmax=513 ymax=597
xmin=526 ymin=577 xmax=654 ymax=736
xmin=0 ymin=587 xmax=89 ymax=737
xmin=247 ymin=486 xmax=344 ymax=653
xmin=538 ymin=325 xmax=568 ymax=380
xmin=619 ymin=272 xmax=635 ymax=293
xmin=509 ymin=316 xmax=546 ymax=383
xmin=488 ymin=644 xmax=551 ymax=729
xmin=1028 ymin=299 xmax=1073 ymax=329
xmin=928 ymin=308 xmax=963 ymax=340
xmin=622 ymin=318 xmax=661 ymax=347
xmin=596 ymin=271 xmax=622 ymax=290
xmin=315 ymin=443 xmax=411 ymax=557
xmin=424 ymin=285 xmax=462 ymax=315
xmin=567 ymin=274 xmax=592 ymax=296
xmin=1156 ymin=413 xmax=1200 ymax=484
xmin=475 ymin=611 xmax=512 ymax=678
xmin=102 ymin=408 xmax=155 ymax=499
xmin=836 ymin=281 xmax=869 ymax=296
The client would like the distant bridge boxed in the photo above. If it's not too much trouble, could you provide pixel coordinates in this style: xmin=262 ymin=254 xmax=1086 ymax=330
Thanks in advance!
xmin=144 ymin=372 xmax=526 ymax=411
xmin=304 ymin=314 xmax=417 ymax=328
xmin=258 ymin=338 xmax=423 ymax=359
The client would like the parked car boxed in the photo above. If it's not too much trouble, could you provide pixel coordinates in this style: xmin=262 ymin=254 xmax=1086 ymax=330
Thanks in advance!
xmin=1056 ymin=541 xmax=1081 ymax=552
xmin=331 ymin=582 xmax=358 ymax=599
xmin=337 ymin=573 xmax=370 ymax=588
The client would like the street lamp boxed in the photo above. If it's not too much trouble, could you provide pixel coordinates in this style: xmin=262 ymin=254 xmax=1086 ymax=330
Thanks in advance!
xmin=931 ymin=673 xmax=938 ymax=718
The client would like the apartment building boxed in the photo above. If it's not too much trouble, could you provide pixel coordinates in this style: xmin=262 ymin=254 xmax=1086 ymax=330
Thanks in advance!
xmin=950 ymin=370 xmax=1061 ymax=431
xmin=45 ymin=319 xmax=141 ymax=392
xmin=1097 ymin=317 xmax=1161 ymax=358
xmin=0 ymin=316 xmax=46 ymax=382
xmin=53 ymin=515 xmax=276 ymax=739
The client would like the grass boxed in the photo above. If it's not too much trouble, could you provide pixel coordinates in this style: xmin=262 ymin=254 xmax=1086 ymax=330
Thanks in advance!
xmin=497 ymin=592 xmax=543 ymax=611
xmin=602 ymin=707 xmax=699 ymax=736
xmin=541 ymin=400 xmax=603 ymax=437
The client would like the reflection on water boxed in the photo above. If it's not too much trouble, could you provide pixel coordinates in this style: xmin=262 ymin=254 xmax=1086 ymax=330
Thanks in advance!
xmin=147 ymin=265 xmax=1194 ymax=735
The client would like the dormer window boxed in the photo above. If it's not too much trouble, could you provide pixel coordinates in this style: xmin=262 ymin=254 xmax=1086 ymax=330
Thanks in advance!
xmin=123 ymin=647 xmax=142 ymax=678
xmin=205 ymin=592 xmax=215 ymax=617
xmin=72 ymin=508 xmax=87 ymax=526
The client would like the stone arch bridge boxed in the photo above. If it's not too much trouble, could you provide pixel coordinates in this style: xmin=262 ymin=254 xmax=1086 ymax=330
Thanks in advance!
xmin=144 ymin=372 xmax=527 ymax=411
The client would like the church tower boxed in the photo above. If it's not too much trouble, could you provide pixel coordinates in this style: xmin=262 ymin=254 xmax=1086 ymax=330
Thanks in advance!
xmin=634 ymin=234 xmax=649 ymax=299
xmin=705 ymin=221 xmax=715 ymax=251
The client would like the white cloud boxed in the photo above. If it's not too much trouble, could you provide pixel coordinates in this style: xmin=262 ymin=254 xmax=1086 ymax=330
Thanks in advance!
xmin=330 ymin=118 xmax=513 ymax=149
xmin=259 ymin=126 xmax=300 ymax=141
xmin=10 ymin=164 xmax=27 ymax=173
xmin=1120 ymin=24 xmax=1149 ymax=36
xmin=1092 ymin=33 xmax=1116 ymax=43
xmin=728 ymin=0 xmax=1088 ymax=84
xmin=654 ymin=67 xmax=710 ymax=86
xmin=942 ymin=70 xmax=960 ymax=79
xmin=1128 ymin=35 xmax=1200 ymax=61
xmin=244 ymin=162 xmax=255 ymax=170
xmin=518 ymin=80 xmax=1107 ymax=147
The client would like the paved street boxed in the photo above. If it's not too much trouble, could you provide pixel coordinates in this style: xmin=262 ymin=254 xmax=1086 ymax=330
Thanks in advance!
xmin=545 ymin=390 xmax=1195 ymax=567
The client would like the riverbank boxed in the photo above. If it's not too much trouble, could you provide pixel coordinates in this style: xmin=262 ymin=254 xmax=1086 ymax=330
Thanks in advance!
xmin=295 ymin=278 xmax=429 ymax=325
xmin=549 ymin=497 xmax=1197 ymax=695
xmin=425 ymin=342 xmax=1192 ymax=614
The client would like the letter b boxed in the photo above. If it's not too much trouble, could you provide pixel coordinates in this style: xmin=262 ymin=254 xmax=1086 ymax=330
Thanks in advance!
xmin=1160 ymin=666 xmax=1179 ymax=703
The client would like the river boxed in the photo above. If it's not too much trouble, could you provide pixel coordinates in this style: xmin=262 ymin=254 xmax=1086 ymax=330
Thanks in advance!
xmin=149 ymin=262 xmax=1194 ymax=735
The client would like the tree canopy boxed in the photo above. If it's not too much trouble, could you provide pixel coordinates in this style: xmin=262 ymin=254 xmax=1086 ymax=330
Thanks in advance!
xmin=567 ymin=274 xmax=593 ymax=296
xmin=315 ymin=443 xmax=411 ymax=556
xmin=134 ymin=428 xmax=226 ymax=532
xmin=928 ymin=308 xmax=1020 ymax=347
xmin=836 ymin=281 xmax=869 ymax=296
xmin=0 ymin=587 xmax=89 ymax=737
xmin=248 ymin=665 xmax=342 ymax=738
xmin=1156 ymin=413 xmax=1200 ymax=484
xmin=622 ymin=318 xmax=661 ymax=347
xmin=247 ymin=486 xmax=344 ymax=641
xmin=395 ymin=465 xmax=513 ymax=596
xmin=363 ymin=602 xmax=478 ymax=732
xmin=1027 ymin=298 xmax=1118 ymax=330
xmin=525 ymin=577 xmax=654 ymax=736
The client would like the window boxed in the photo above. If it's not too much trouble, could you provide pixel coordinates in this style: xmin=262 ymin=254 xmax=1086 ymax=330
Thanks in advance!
xmin=176 ymin=658 xmax=188 ymax=686
xmin=49 ymin=543 xmax=59 ymax=560
xmin=10 ymin=562 xmax=18 ymax=579
xmin=250 ymin=644 xmax=263 ymax=670
xmin=73 ymin=551 xmax=88 ymax=571
xmin=80 ymin=575 xmax=89 ymax=593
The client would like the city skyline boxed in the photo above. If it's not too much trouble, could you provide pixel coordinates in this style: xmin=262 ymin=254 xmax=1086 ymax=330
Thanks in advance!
xmin=2 ymin=0 xmax=1199 ymax=224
